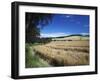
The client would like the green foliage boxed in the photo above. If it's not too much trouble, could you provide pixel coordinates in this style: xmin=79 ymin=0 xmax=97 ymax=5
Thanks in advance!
xmin=25 ymin=44 xmax=50 ymax=68
xmin=26 ymin=13 xmax=53 ymax=43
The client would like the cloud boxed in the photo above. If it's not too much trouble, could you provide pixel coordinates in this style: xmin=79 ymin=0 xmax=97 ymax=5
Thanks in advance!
xmin=81 ymin=33 xmax=89 ymax=35
xmin=83 ymin=24 xmax=89 ymax=27
xmin=65 ymin=14 xmax=74 ymax=18
xmin=76 ymin=21 xmax=81 ymax=24
xmin=66 ymin=15 xmax=71 ymax=18
xmin=41 ymin=32 xmax=70 ymax=37
xmin=40 ymin=32 xmax=89 ymax=37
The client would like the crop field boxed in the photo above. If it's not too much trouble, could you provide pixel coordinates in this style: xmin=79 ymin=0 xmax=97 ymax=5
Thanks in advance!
xmin=32 ymin=40 xmax=89 ymax=66
xmin=25 ymin=13 xmax=90 ymax=68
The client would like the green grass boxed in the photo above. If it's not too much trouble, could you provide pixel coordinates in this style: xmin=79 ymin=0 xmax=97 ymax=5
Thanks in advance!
xmin=25 ymin=43 xmax=50 ymax=68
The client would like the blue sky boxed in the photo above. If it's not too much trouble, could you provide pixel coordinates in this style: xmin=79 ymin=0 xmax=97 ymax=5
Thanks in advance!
xmin=40 ymin=14 xmax=89 ymax=37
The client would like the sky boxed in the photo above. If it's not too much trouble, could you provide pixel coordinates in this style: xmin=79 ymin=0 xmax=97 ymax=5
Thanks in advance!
xmin=40 ymin=14 xmax=89 ymax=37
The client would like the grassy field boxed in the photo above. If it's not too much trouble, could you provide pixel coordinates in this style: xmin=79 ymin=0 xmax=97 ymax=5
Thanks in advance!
xmin=26 ymin=36 xmax=89 ymax=68
xmin=25 ymin=44 xmax=51 ymax=68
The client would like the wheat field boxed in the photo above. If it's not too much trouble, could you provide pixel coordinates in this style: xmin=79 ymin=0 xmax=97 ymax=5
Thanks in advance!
xmin=32 ymin=40 xmax=89 ymax=66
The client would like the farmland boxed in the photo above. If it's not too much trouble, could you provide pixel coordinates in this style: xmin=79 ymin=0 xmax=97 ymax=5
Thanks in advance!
xmin=25 ymin=35 xmax=89 ymax=68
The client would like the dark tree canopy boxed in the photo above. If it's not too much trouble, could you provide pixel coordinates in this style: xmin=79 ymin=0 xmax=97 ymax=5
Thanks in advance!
xmin=25 ymin=13 xmax=53 ymax=43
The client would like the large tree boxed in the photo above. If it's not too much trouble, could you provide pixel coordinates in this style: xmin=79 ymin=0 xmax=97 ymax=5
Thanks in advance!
xmin=25 ymin=13 xmax=53 ymax=43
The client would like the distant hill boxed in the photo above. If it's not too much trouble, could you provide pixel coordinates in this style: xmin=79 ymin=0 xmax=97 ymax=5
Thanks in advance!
xmin=49 ymin=34 xmax=89 ymax=41
xmin=48 ymin=34 xmax=89 ymax=39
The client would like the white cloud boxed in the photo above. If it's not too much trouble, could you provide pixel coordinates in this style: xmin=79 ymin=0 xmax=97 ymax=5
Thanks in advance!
xmin=40 ymin=32 xmax=69 ymax=37
xmin=40 ymin=32 xmax=89 ymax=37
xmin=66 ymin=15 xmax=71 ymax=18
xmin=81 ymin=33 xmax=89 ymax=35
xmin=84 ymin=24 xmax=89 ymax=27
xmin=76 ymin=21 xmax=81 ymax=24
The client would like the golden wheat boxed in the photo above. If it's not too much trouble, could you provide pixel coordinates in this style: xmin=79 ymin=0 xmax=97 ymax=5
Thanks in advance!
xmin=32 ymin=40 xmax=89 ymax=66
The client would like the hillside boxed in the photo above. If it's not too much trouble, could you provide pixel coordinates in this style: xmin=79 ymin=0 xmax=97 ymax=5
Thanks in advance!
xmin=51 ymin=35 xmax=89 ymax=41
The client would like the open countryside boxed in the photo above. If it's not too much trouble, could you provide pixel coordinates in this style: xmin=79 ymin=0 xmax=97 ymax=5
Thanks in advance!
xmin=25 ymin=13 xmax=89 ymax=68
